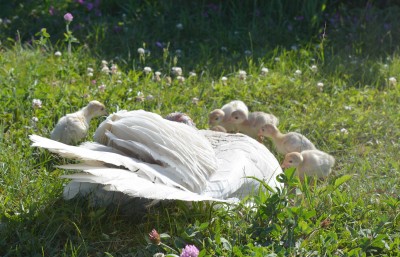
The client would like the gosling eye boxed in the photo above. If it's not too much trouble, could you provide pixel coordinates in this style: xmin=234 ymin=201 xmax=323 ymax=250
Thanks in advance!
xmin=234 ymin=116 xmax=239 ymax=120
xmin=215 ymin=117 xmax=219 ymax=120
xmin=262 ymin=128 xmax=265 ymax=132
xmin=289 ymin=160 xmax=293 ymax=163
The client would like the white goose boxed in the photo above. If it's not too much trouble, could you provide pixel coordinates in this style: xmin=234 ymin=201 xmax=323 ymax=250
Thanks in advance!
xmin=30 ymin=110 xmax=283 ymax=204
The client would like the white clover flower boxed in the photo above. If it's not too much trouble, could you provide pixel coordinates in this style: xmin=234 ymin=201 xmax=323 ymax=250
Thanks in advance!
xmin=344 ymin=105 xmax=352 ymax=111
xmin=165 ymin=76 xmax=172 ymax=85
xmin=154 ymin=71 xmax=162 ymax=82
xmin=172 ymin=67 xmax=182 ymax=76
xmin=238 ymin=70 xmax=247 ymax=80
xmin=221 ymin=76 xmax=228 ymax=85
xmin=54 ymin=51 xmax=62 ymax=57
xmin=144 ymin=67 xmax=152 ymax=74
xmin=317 ymin=82 xmax=324 ymax=91
xmin=177 ymin=76 xmax=185 ymax=83
xmin=31 ymin=117 xmax=39 ymax=123
xmin=101 ymin=66 xmax=110 ymax=74
xmin=98 ymin=84 xmax=106 ymax=92
xmin=311 ymin=65 xmax=318 ymax=73
xmin=261 ymin=67 xmax=269 ymax=76
xmin=135 ymin=91 xmax=144 ymax=102
xmin=274 ymin=57 xmax=280 ymax=62
xmin=116 ymin=80 xmax=122 ymax=84
xmin=87 ymin=72 xmax=94 ymax=77
xmin=101 ymin=60 xmax=108 ymax=66
xmin=383 ymin=64 xmax=389 ymax=69
xmin=111 ymin=64 xmax=118 ymax=74
xmin=176 ymin=23 xmax=183 ymax=30
xmin=189 ymin=71 xmax=196 ymax=77
xmin=340 ymin=128 xmax=349 ymax=134
xmin=128 ymin=88 xmax=133 ymax=93
xmin=87 ymin=67 xmax=94 ymax=73
xmin=146 ymin=94 xmax=154 ymax=101
xmin=294 ymin=69 xmax=302 ymax=76
xmin=32 ymin=99 xmax=42 ymax=109
xmin=137 ymin=48 xmax=145 ymax=55
xmin=192 ymin=97 xmax=199 ymax=105
xmin=389 ymin=77 xmax=397 ymax=86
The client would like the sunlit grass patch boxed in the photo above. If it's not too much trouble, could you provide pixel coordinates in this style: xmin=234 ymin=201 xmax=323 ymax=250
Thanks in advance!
xmin=0 ymin=1 xmax=400 ymax=256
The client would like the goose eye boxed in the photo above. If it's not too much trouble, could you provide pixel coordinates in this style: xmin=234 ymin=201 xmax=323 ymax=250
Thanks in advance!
xmin=234 ymin=116 xmax=239 ymax=120
xmin=262 ymin=128 xmax=265 ymax=132
xmin=215 ymin=117 xmax=219 ymax=120
xmin=289 ymin=160 xmax=293 ymax=163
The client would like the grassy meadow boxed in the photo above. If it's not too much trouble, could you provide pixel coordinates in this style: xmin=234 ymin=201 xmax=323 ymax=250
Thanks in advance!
xmin=0 ymin=1 xmax=399 ymax=256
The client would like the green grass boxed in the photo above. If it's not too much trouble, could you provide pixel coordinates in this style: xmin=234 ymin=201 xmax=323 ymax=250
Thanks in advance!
xmin=0 ymin=1 xmax=399 ymax=256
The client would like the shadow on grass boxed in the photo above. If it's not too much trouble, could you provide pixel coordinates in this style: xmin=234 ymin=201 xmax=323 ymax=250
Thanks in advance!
xmin=0 ymin=194 xmax=169 ymax=256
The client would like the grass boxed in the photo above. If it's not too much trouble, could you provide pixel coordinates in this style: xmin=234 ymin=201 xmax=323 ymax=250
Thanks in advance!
xmin=0 ymin=1 xmax=399 ymax=256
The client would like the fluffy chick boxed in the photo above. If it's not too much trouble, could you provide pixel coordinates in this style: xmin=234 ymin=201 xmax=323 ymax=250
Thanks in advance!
xmin=208 ymin=100 xmax=248 ymax=132
xmin=51 ymin=100 xmax=107 ymax=145
xmin=229 ymin=111 xmax=279 ymax=139
xmin=281 ymin=150 xmax=335 ymax=179
xmin=258 ymin=124 xmax=316 ymax=154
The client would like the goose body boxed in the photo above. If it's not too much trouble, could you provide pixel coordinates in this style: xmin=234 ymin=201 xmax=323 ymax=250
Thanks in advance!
xmin=258 ymin=124 xmax=316 ymax=154
xmin=31 ymin=110 xmax=283 ymax=204
xmin=51 ymin=100 xmax=107 ymax=145
xmin=209 ymin=100 xmax=248 ymax=132
xmin=281 ymin=150 xmax=335 ymax=179
xmin=230 ymin=111 xmax=279 ymax=139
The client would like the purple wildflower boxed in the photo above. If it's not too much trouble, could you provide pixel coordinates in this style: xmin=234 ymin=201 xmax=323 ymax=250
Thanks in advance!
xmin=180 ymin=245 xmax=199 ymax=257
xmin=155 ymin=41 xmax=164 ymax=48
xmin=148 ymin=229 xmax=161 ymax=245
xmin=49 ymin=6 xmax=55 ymax=16
xmin=384 ymin=23 xmax=391 ymax=30
xmin=86 ymin=3 xmax=94 ymax=11
xmin=64 ymin=13 xmax=73 ymax=22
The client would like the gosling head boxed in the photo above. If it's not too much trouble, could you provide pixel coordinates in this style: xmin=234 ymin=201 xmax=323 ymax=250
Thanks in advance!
xmin=165 ymin=112 xmax=196 ymax=127
xmin=229 ymin=110 xmax=247 ymax=124
xmin=208 ymin=109 xmax=225 ymax=126
xmin=258 ymin=123 xmax=278 ymax=137
xmin=281 ymin=152 xmax=303 ymax=169
xmin=86 ymin=100 xmax=108 ymax=118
